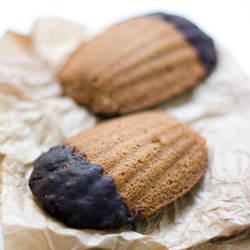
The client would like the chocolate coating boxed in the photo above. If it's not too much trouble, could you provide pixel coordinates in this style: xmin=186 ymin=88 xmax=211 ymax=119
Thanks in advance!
xmin=148 ymin=12 xmax=216 ymax=72
xmin=29 ymin=144 xmax=140 ymax=229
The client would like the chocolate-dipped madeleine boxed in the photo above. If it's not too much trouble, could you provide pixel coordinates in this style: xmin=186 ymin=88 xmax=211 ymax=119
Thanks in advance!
xmin=58 ymin=13 xmax=216 ymax=116
xmin=29 ymin=111 xmax=208 ymax=229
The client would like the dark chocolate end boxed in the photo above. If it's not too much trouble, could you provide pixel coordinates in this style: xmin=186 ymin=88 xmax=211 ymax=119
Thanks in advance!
xmin=147 ymin=12 xmax=217 ymax=72
xmin=29 ymin=144 xmax=141 ymax=229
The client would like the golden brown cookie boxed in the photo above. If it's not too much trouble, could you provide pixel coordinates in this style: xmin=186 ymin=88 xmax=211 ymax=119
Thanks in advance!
xmin=58 ymin=13 xmax=216 ymax=116
xmin=29 ymin=111 xmax=208 ymax=229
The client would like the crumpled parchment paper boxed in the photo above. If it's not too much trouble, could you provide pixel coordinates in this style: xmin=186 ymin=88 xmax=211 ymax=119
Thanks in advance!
xmin=0 ymin=17 xmax=250 ymax=250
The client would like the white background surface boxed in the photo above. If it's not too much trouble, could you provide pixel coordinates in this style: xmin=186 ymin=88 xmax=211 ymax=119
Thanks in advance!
xmin=0 ymin=0 xmax=250 ymax=78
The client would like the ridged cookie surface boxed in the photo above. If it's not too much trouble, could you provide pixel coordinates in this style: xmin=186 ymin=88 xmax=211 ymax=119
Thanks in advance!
xmin=58 ymin=13 xmax=216 ymax=116
xmin=29 ymin=111 xmax=208 ymax=229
